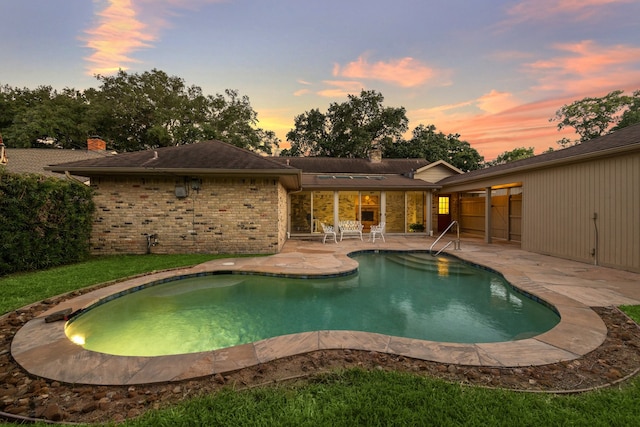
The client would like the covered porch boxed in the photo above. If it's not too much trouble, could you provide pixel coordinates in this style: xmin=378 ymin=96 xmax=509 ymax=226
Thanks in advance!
xmin=287 ymin=174 xmax=439 ymax=238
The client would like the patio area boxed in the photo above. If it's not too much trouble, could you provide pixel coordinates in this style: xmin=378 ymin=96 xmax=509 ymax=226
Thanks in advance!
xmin=11 ymin=235 xmax=640 ymax=386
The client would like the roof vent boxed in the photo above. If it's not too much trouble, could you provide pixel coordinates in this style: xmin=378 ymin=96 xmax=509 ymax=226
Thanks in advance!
xmin=153 ymin=151 xmax=158 ymax=160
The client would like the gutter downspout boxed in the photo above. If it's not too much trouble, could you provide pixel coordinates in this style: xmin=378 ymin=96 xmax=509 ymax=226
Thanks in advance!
xmin=64 ymin=171 xmax=87 ymax=185
xmin=592 ymin=212 xmax=599 ymax=266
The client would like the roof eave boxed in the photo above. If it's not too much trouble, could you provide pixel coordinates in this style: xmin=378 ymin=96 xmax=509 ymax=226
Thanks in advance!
xmin=46 ymin=167 xmax=302 ymax=190
xmin=302 ymin=185 xmax=441 ymax=190
xmin=440 ymin=142 xmax=640 ymax=188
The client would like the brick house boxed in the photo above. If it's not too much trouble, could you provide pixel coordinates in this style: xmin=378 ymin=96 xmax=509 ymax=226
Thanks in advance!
xmin=47 ymin=141 xmax=301 ymax=254
xmin=45 ymin=125 xmax=640 ymax=273
xmin=47 ymin=141 xmax=452 ymax=255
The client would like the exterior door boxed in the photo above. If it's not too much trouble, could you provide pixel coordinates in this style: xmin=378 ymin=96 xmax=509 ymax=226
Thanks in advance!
xmin=437 ymin=196 xmax=451 ymax=232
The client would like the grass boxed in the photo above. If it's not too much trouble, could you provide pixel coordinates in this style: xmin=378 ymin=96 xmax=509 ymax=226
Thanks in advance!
xmin=127 ymin=369 xmax=640 ymax=427
xmin=0 ymin=254 xmax=220 ymax=314
xmin=1 ymin=257 xmax=640 ymax=426
xmin=620 ymin=305 xmax=640 ymax=323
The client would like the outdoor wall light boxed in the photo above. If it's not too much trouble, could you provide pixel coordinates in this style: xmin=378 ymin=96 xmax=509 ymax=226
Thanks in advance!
xmin=191 ymin=178 xmax=201 ymax=191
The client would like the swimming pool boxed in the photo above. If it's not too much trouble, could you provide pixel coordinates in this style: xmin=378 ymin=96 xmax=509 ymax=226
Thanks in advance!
xmin=64 ymin=252 xmax=560 ymax=357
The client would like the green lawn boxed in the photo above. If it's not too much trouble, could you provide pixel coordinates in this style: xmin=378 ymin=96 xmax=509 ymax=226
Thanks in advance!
xmin=0 ymin=254 xmax=219 ymax=314
xmin=127 ymin=369 xmax=640 ymax=427
xmin=2 ymin=256 xmax=640 ymax=427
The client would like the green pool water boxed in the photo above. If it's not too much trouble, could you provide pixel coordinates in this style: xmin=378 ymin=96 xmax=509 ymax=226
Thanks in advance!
xmin=64 ymin=252 xmax=560 ymax=356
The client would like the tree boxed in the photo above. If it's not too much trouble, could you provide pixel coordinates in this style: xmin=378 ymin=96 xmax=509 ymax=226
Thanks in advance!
xmin=550 ymin=90 xmax=639 ymax=146
xmin=383 ymin=124 xmax=484 ymax=172
xmin=85 ymin=69 xmax=206 ymax=151
xmin=0 ymin=70 xmax=279 ymax=153
xmin=486 ymin=147 xmax=535 ymax=167
xmin=0 ymin=86 xmax=89 ymax=148
xmin=284 ymin=90 xmax=408 ymax=157
xmin=84 ymin=70 xmax=277 ymax=153
xmin=201 ymin=89 xmax=277 ymax=154
xmin=612 ymin=90 xmax=640 ymax=131
xmin=0 ymin=85 xmax=14 ymax=132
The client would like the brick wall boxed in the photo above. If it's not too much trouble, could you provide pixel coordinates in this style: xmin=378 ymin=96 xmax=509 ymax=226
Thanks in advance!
xmin=90 ymin=175 xmax=285 ymax=255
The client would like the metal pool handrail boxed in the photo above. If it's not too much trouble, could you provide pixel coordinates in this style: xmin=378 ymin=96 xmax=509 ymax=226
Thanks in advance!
xmin=430 ymin=220 xmax=460 ymax=256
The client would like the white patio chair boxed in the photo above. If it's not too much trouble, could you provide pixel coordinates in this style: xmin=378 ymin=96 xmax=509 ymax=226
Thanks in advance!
xmin=321 ymin=223 xmax=337 ymax=244
xmin=369 ymin=222 xmax=385 ymax=242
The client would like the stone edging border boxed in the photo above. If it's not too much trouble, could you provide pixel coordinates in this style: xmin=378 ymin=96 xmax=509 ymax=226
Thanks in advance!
xmin=10 ymin=250 xmax=607 ymax=386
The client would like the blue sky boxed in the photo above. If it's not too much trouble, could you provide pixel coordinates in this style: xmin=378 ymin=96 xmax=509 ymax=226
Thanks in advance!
xmin=1 ymin=0 xmax=639 ymax=159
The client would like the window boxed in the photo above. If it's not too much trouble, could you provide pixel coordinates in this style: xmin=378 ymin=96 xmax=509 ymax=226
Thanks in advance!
xmin=290 ymin=192 xmax=312 ymax=233
xmin=438 ymin=196 xmax=450 ymax=215
xmin=406 ymin=191 xmax=426 ymax=232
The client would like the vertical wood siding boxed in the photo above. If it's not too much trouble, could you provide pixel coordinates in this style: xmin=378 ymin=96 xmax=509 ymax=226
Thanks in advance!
xmin=460 ymin=196 xmax=485 ymax=236
xmin=522 ymin=153 xmax=640 ymax=272
xmin=509 ymin=193 xmax=522 ymax=242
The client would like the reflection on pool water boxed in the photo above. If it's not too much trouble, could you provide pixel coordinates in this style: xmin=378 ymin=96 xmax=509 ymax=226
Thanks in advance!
xmin=64 ymin=252 xmax=560 ymax=356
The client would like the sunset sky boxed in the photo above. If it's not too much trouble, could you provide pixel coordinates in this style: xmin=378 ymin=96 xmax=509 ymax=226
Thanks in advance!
xmin=1 ymin=0 xmax=639 ymax=160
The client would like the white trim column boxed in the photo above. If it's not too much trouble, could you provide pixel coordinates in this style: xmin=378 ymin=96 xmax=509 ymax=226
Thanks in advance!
xmin=426 ymin=190 xmax=433 ymax=236
xmin=333 ymin=191 xmax=340 ymax=227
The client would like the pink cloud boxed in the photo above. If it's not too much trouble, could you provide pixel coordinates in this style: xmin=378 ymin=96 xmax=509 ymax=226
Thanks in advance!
xmin=83 ymin=0 xmax=224 ymax=76
xmin=293 ymin=88 xmax=312 ymax=97
xmin=524 ymin=40 xmax=640 ymax=94
xmin=409 ymin=35 xmax=640 ymax=160
xmin=409 ymin=94 xmax=590 ymax=160
xmin=83 ymin=0 xmax=154 ymax=75
xmin=500 ymin=0 xmax=633 ymax=26
xmin=316 ymin=80 xmax=365 ymax=98
xmin=476 ymin=90 xmax=521 ymax=114
xmin=333 ymin=55 xmax=436 ymax=88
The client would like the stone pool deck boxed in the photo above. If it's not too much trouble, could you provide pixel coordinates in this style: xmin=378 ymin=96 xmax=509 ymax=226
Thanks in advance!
xmin=11 ymin=236 xmax=640 ymax=385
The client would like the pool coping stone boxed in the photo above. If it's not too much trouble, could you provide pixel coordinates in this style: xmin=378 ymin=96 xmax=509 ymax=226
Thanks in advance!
xmin=11 ymin=236 xmax=640 ymax=385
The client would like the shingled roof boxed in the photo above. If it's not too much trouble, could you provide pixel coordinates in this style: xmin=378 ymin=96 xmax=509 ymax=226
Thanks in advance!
xmin=45 ymin=142 xmax=436 ymax=191
xmin=2 ymin=148 xmax=110 ymax=181
xmin=271 ymin=156 xmax=429 ymax=174
xmin=438 ymin=123 xmax=640 ymax=186
xmin=269 ymin=156 xmax=436 ymax=190
xmin=46 ymin=140 xmax=302 ymax=189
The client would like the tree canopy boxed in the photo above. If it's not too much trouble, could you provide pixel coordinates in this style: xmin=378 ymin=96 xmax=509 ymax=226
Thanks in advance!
xmin=551 ymin=89 xmax=640 ymax=146
xmin=486 ymin=147 xmax=535 ymax=167
xmin=0 ymin=69 xmax=278 ymax=154
xmin=283 ymin=90 xmax=408 ymax=158
xmin=382 ymin=124 xmax=483 ymax=172
xmin=282 ymin=91 xmax=483 ymax=171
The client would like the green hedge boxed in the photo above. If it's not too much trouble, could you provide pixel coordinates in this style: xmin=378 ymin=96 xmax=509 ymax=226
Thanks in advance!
xmin=0 ymin=169 xmax=95 ymax=275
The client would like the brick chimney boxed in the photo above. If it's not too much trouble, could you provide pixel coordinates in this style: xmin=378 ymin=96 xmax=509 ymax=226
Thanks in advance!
xmin=369 ymin=147 xmax=382 ymax=163
xmin=87 ymin=137 xmax=106 ymax=151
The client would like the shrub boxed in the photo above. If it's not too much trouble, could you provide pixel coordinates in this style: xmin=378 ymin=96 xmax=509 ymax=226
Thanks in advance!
xmin=409 ymin=223 xmax=425 ymax=232
xmin=0 ymin=169 xmax=95 ymax=275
